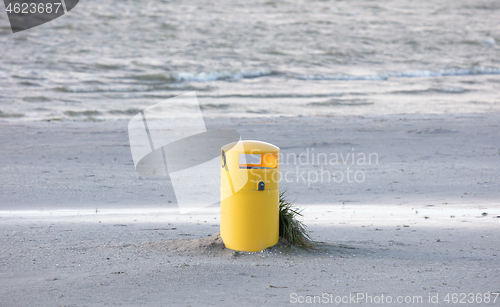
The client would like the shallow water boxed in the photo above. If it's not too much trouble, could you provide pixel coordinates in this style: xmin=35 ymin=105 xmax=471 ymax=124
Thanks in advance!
xmin=0 ymin=0 xmax=499 ymax=120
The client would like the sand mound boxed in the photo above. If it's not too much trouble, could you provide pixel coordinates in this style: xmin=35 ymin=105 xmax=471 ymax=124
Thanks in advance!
xmin=135 ymin=233 xmax=331 ymax=258
xmin=138 ymin=232 xmax=234 ymax=257
xmin=164 ymin=232 xmax=231 ymax=257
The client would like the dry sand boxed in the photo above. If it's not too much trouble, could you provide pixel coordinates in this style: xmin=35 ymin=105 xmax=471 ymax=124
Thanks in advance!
xmin=1 ymin=113 xmax=500 ymax=306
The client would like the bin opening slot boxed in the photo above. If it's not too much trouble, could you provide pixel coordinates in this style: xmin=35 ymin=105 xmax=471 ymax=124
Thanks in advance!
xmin=239 ymin=153 xmax=277 ymax=169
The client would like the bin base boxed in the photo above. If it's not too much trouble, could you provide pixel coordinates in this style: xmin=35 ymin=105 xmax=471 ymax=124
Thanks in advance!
xmin=220 ymin=189 xmax=279 ymax=252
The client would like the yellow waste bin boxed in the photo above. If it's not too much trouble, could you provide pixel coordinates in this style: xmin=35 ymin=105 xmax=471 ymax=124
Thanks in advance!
xmin=220 ymin=140 xmax=280 ymax=252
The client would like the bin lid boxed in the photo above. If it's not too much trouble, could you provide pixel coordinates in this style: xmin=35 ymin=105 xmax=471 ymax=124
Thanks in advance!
xmin=221 ymin=140 xmax=279 ymax=153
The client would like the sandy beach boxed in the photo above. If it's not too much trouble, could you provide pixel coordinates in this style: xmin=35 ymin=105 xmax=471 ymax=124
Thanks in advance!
xmin=1 ymin=0 xmax=500 ymax=305
xmin=1 ymin=113 xmax=499 ymax=306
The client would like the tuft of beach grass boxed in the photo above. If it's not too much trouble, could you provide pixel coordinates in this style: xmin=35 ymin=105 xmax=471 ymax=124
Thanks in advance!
xmin=279 ymin=190 xmax=315 ymax=250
